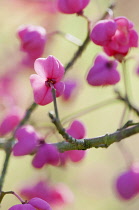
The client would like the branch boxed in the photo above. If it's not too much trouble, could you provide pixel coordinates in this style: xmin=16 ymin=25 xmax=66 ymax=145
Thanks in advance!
xmin=54 ymin=122 xmax=139 ymax=152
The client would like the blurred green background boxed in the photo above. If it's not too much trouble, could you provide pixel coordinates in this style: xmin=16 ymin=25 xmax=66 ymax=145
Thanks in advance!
xmin=1 ymin=0 xmax=139 ymax=209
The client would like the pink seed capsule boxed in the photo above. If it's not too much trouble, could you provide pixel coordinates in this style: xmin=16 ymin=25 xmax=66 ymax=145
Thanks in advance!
xmin=86 ymin=54 xmax=120 ymax=86
xmin=115 ymin=164 xmax=139 ymax=200
xmin=57 ymin=0 xmax=90 ymax=14
xmin=30 ymin=55 xmax=65 ymax=106
xmin=90 ymin=16 xmax=138 ymax=58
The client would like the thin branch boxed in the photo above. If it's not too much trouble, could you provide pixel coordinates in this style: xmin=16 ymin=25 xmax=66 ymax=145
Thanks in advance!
xmin=64 ymin=31 xmax=90 ymax=72
xmin=0 ymin=191 xmax=25 ymax=204
xmin=122 ymin=60 xmax=128 ymax=100
xmin=49 ymin=112 xmax=78 ymax=144
xmin=61 ymin=98 xmax=117 ymax=125
xmin=51 ymin=87 xmax=59 ymax=120
xmin=47 ymin=30 xmax=83 ymax=46
xmin=117 ymin=59 xmax=134 ymax=165
xmin=116 ymin=90 xmax=139 ymax=117
xmin=0 ymin=142 xmax=12 ymax=192
xmin=16 ymin=102 xmax=37 ymax=129
xmin=65 ymin=3 xmax=115 ymax=72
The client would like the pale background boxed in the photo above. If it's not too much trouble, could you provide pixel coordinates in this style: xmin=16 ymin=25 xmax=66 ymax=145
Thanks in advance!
xmin=1 ymin=0 xmax=139 ymax=209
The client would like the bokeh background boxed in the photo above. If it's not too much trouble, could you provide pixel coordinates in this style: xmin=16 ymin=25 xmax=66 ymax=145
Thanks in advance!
xmin=1 ymin=0 xmax=139 ymax=209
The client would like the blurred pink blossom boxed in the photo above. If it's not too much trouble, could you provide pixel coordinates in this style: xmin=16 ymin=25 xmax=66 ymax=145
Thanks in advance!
xmin=61 ymin=78 xmax=79 ymax=101
xmin=0 ymin=107 xmax=23 ymax=136
xmin=11 ymin=0 xmax=58 ymax=13
xmin=17 ymin=25 xmax=47 ymax=60
xmin=20 ymin=180 xmax=74 ymax=207
xmin=135 ymin=64 xmax=139 ymax=75
xmin=0 ymin=75 xmax=14 ymax=98
xmin=0 ymin=72 xmax=20 ymax=106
